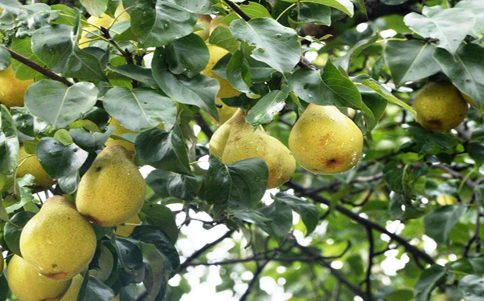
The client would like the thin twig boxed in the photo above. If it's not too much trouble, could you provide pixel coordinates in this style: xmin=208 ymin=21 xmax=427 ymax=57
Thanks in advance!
xmin=3 ymin=47 xmax=72 ymax=86
xmin=364 ymin=227 xmax=374 ymax=300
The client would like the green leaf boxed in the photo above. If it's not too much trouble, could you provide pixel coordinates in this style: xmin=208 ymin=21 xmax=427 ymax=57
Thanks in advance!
xmin=384 ymin=290 xmax=414 ymax=301
xmin=245 ymin=86 xmax=290 ymax=126
xmin=152 ymin=48 xmax=219 ymax=120
xmin=114 ymin=237 xmax=143 ymax=270
xmin=36 ymin=138 xmax=88 ymax=179
xmin=25 ymin=80 xmax=98 ymax=129
xmin=209 ymin=26 xmax=239 ymax=54
xmin=106 ymin=64 xmax=158 ymax=88
xmin=226 ymin=51 xmax=251 ymax=94
xmin=31 ymin=20 xmax=106 ymax=81
xmin=141 ymin=203 xmax=178 ymax=244
xmin=202 ymin=156 xmax=269 ymax=210
xmin=129 ymin=0 xmax=196 ymax=47
xmin=0 ymin=275 xmax=8 ymax=301
xmin=385 ymin=40 xmax=440 ymax=87
xmin=334 ymin=35 xmax=378 ymax=71
xmin=468 ymin=141 xmax=484 ymax=163
xmin=291 ymin=3 xmax=331 ymax=26
xmin=131 ymin=226 xmax=180 ymax=272
xmin=433 ymin=44 xmax=484 ymax=111
xmin=455 ymin=0 xmax=484 ymax=39
xmin=172 ymin=0 xmax=213 ymax=14
xmin=361 ymin=79 xmax=416 ymax=116
xmin=289 ymin=60 xmax=362 ymax=109
xmin=69 ymin=126 xmax=115 ymax=152
xmin=0 ymin=47 xmax=11 ymax=70
xmin=80 ymin=0 xmax=108 ymax=17
xmin=258 ymin=201 xmax=293 ymax=242
xmin=217 ymin=2 xmax=272 ymax=24
xmin=102 ymin=87 xmax=177 ymax=132
xmin=273 ymin=192 xmax=319 ymax=235
xmin=166 ymin=33 xmax=209 ymax=78
xmin=10 ymin=107 xmax=49 ymax=138
xmin=281 ymin=0 xmax=354 ymax=17
xmin=230 ymin=18 xmax=301 ymax=73
xmin=80 ymin=275 xmax=115 ymax=301
xmin=404 ymin=8 xmax=476 ymax=55
xmin=423 ymin=203 xmax=467 ymax=245
xmin=135 ymin=126 xmax=192 ymax=175
xmin=138 ymin=242 xmax=168 ymax=300
xmin=166 ymin=174 xmax=201 ymax=201
xmin=9 ymin=37 xmax=43 ymax=80
xmin=4 ymin=211 xmax=36 ymax=255
xmin=0 ymin=106 xmax=19 ymax=174
xmin=414 ymin=265 xmax=447 ymax=301
xmin=459 ymin=275 xmax=484 ymax=301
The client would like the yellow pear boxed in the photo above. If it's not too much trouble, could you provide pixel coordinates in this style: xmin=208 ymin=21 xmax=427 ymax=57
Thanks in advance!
xmin=289 ymin=105 xmax=363 ymax=174
xmin=209 ymin=109 xmax=244 ymax=160
xmin=195 ymin=14 xmax=212 ymax=41
xmin=20 ymin=196 xmax=97 ymax=280
xmin=217 ymin=110 xmax=295 ymax=189
xmin=434 ymin=294 xmax=453 ymax=301
xmin=76 ymin=145 xmax=146 ymax=227
xmin=105 ymin=118 xmax=137 ymax=153
xmin=461 ymin=93 xmax=477 ymax=109
xmin=17 ymin=145 xmax=55 ymax=188
xmin=436 ymin=195 xmax=457 ymax=206
xmin=115 ymin=214 xmax=141 ymax=237
xmin=0 ymin=66 xmax=33 ymax=108
xmin=202 ymin=45 xmax=242 ymax=99
xmin=7 ymin=255 xmax=72 ymax=301
xmin=414 ymin=82 xmax=468 ymax=132
xmin=60 ymin=274 xmax=84 ymax=301
xmin=216 ymin=98 xmax=238 ymax=125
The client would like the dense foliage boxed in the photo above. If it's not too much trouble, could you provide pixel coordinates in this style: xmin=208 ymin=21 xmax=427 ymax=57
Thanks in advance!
xmin=0 ymin=0 xmax=484 ymax=300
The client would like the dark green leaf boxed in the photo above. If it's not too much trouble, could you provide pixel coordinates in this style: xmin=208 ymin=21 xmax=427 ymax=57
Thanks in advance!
xmin=107 ymin=64 xmax=158 ymax=88
xmin=114 ymin=237 xmax=143 ymax=270
xmin=80 ymin=0 xmax=108 ymax=17
xmin=135 ymin=126 xmax=192 ymax=175
xmin=36 ymin=138 xmax=88 ymax=179
xmin=81 ymin=275 xmax=115 ymax=301
xmin=69 ymin=126 xmax=115 ymax=152
xmin=459 ymin=275 xmax=484 ymax=301
xmin=468 ymin=141 xmax=484 ymax=162
xmin=209 ymin=26 xmax=238 ymax=54
xmin=0 ymin=106 xmax=19 ymax=174
xmin=4 ymin=211 xmax=35 ymax=255
xmin=414 ymin=264 xmax=447 ymax=301
xmin=141 ymin=203 xmax=178 ymax=244
xmin=245 ymin=86 xmax=290 ymax=126
xmin=166 ymin=33 xmax=209 ymax=78
xmin=226 ymin=51 xmax=251 ymax=94
xmin=258 ymin=201 xmax=293 ymax=242
xmin=273 ymin=192 xmax=319 ymax=235
xmin=139 ymin=243 xmax=168 ymax=300
xmin=0 ymin=47 xmax=11 ymax=70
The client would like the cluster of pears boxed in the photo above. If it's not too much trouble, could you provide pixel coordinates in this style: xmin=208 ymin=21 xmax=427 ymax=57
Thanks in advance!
xmin=414 ymin=81 xmax=471 ymax=132
xmin=7 ymin=145 xmax=145 ymax=301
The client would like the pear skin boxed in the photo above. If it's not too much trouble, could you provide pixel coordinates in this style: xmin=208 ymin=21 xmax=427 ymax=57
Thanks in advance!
xmin=436 ymin=195 xmax=457 ymax=206
xmin=105 ymin=118 xmax=137 ymax=153
xmin=414 ymin=82 xmax=468 ymax=132
xmin=216 ymin=98 xmax=238 ymax=125
xmin=60 ymin=274 xmax=84 ymax=301
xmin=195 ymin=14 xmax=212 ymax=41
xmin=0 ymin=66 xmax=33 ymax=108
xmin=220 ymin=110 xmax=296 ymax=189
xmin=17 ymin=145 xmax=55 ymax=188
xmin=209 ymin=109 xmax=245 ymax=160
xmin=20 ymin=196 xmax=97 ymax=281
xmin=76 ymin=145 xmax=146 ymax=227
xmin=289 ymin=105 xmax=363 ymax=174
xmin=7 ymin=255 xmax=72 ymax=301
xmin=201 ymin=45 xmax=242 ymax=99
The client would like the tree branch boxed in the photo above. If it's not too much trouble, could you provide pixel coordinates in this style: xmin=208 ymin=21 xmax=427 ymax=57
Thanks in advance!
xmin=3 ymin=47 xmax=72 ymax=86
xmin=364 ymin=226 xmax=375 ymax=300
xmin=285 ymin=181 xmax=435 ymax=266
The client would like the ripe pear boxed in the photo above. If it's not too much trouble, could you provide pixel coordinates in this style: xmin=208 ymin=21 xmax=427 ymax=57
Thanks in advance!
xmin=115 ymin=214 xmax=141 ymax=237
xmin=195 ymin=14 xmax=212 ymax=41
xmin=7 ymin=255 xmax=72 ymax=301
xmin=215 ymin=110 xmax=295 ymax=188
xmin=414 ymin=82 xmax=468 ymax=132
xmin=20 ymin=196 xmax=97 ymax=280
xmin=289 ymin=105 xmax=363 ymax=174
xmin=436 ymin=195 xmax=457 ymax=206
xmin=209 ymin=109 xmax=244 ymax=160
xmin=76 ymin=145 xmax=146 ymax=227
xmin=216 ymin=98 xmax=238 ymax=125
xmin=202 ymin=45 xmax=242 ymax=99
xmin=60 ymin=274 xmax=84 ymax=301
xmin=17 ymin=145 xmax=55 ymax=188
xmin=105 ymin=118 xmax=136 ymax=153
xmin=461 ymin=93 xmax=477 ymax=109
xmin=0 ymin=66 xmax=33 ymax=108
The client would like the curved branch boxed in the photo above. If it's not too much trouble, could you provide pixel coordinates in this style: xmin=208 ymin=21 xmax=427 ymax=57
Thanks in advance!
xmin=285 ymin=181 xmax=435 ymax=266
xmin=3 ymin=47 xmax=73 ymax=86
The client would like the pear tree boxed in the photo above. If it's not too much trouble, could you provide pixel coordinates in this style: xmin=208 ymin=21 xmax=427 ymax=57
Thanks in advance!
xmin=0 ymin=1 xmax=484 ymax=301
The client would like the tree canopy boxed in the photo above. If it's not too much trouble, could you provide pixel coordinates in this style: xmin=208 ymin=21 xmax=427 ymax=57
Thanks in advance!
xmin=0 ymin=0 xmax=484 ymax=300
